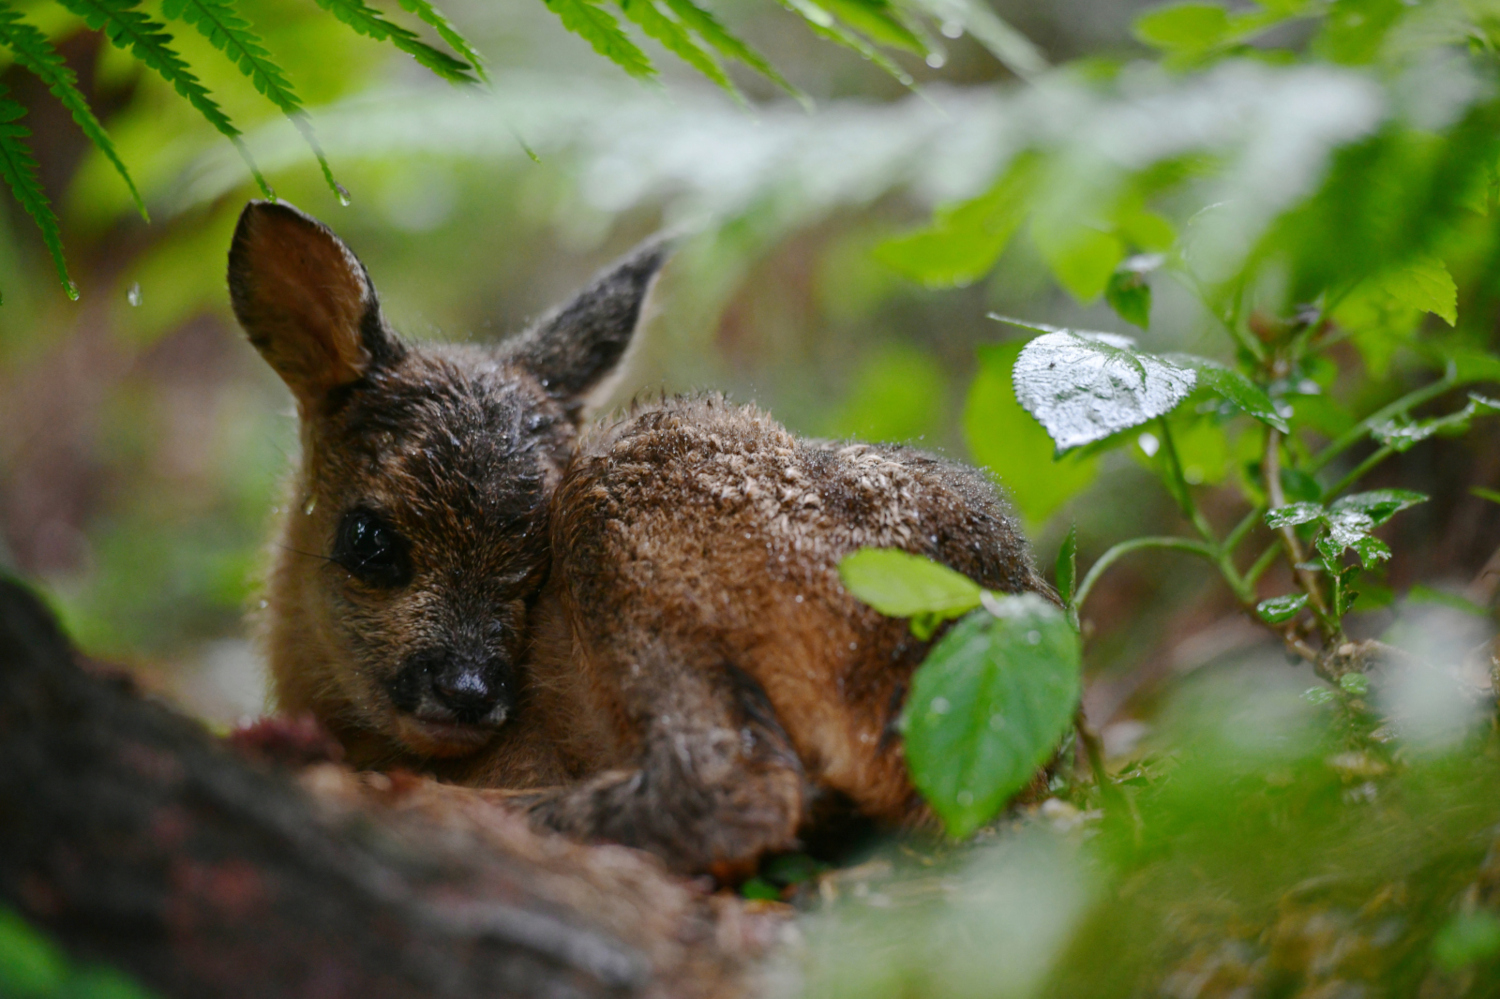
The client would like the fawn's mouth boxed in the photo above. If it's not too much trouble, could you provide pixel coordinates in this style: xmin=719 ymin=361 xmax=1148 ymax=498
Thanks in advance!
xmin=393 ymin=711 xmax=504 ymax=758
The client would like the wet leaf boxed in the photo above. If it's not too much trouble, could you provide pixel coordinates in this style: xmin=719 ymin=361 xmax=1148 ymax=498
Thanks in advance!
xmin=1003 ymin=320 xmax=1197 ymax=453
xmin=1167 ymin=355 xmax=1289 ymax=432
xmin=1105 ymin=268 xmax=1151 ymax=329
xmin=1257 ymin=592 xmax=1308 ymax=623
xmin=1265 ymin=502 xmax=1324 ymax=529
xmin=838 ymin=548 xmax=983 ymax=640
xmin=1329 ymin=489 xmax=1427 ymax=526
xmin=903 ymin=594 xmax=1081 ymax=838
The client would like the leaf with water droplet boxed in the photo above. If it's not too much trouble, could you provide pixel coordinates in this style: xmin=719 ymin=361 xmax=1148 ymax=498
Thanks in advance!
xmin=902 ymin=593 xmax=1081 ymax=838
xmin=1256 ymin=592 xmax=1307 ymax=623
xmin=1000 ymin=318 xmax=1197 ymax=454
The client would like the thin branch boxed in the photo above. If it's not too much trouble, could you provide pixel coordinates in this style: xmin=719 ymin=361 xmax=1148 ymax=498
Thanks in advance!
xmin=1074 ymin=536 xmax=1219 ymax=612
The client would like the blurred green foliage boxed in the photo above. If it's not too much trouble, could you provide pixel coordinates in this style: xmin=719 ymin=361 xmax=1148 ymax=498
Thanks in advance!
xmin=0 ymin=906 xmax=157 ymax=999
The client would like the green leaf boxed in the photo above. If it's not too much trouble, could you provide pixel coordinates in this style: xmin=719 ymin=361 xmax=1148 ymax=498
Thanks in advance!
xmin=1003 ymin=320 xmax=1197 ymax=453
xmin=313 ymin=0 xmax=480 ymax=84
xmin=964 ymin=341 xmax=1100 ymax=527
xmin=393 ymin=0 xmax=487 ymax=80
xmin=0 ymin=907 xmax=66 ymax=996
xmin=1030 ymin=219 xmax=1124 ymax=303
xmin=1472 ymin=486 xmax=1500 ymax=506
xmin=1055 ymin=524 xmax=1078 ymax=609
xmin=617 ymin=0 xmax=737 ymax=97
xmin=902 ymin=594 xmax=1081 ymax=838
xmin=877 ymin=155 xmax=1041 ymax=289
xmin=1372 ymin=394 xmax=1500 ymax=453
xmin=0 ymin=90 xmax=72 ymax=299
xmin=0 ymin=3 xmax=145 ymax=220
xmin=777 ymin=0 xmax=910 ymax=85
xmin=819 ymin=0 xmax=925 ymax=54
xmin=1256 ymin=593 xmax=1308 ymax=623
xmin=53 ymin=0 xmax=272 ymax=198
xmin=739 ymin=876 xmax=781 ymax=900
xmin=660 ymin=0 xmax=803 ymax=100
xmin=1379 ymin=256 xmax=1456 ymax=326
xmin=159 ymin=0 xmax=343 ymax=199
xmin=838 ymin=548 xmax=983 ymax=640
xmin=1265 ymin=501 xmax=1324 ymax=529
xmin=1133 ymin=2 xmax=1231 ymax=52
xmin=1349 ymin=534 xmax=1391 ymax=568
xmin=1434 ymin=911 xmax=1500 ymax=970
xmin=903 ymin=0 xmax=1047 ymax=77
xmin=1329 ymin=488 xmax=1427 ymax=526
xmin=1105 ymin=268 xmax=1151 ymax=329
xmin=1167 ymin=355 xmax=1289 ymax=432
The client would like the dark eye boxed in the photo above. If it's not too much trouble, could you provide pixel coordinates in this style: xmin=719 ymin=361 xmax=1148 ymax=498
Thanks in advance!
xmin=332 ymin=508 xmax=411 ymax=588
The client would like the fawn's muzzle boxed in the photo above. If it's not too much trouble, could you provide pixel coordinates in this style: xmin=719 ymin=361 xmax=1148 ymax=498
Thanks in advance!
xmin=390 ymin=647 xmax=514 ymax=728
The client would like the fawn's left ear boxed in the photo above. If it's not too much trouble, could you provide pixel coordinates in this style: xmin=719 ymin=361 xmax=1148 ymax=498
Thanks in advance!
xmin=228 ymin=200 xmax=404 ymax=410
xmin=510 ymin=237 xmax=672 ymax=419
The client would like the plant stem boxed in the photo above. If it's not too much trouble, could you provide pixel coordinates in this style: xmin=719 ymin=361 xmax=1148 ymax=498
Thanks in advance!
xmin=1266 ymin=428 xmax=1337 ymax=639
xmin=1326 ymin=444 xmax=1394 ymax=499
xmin=1074 ymin=536 xmax=1219 ymax=611
xmin=1308 ymin=364 xmax=1457 ymax=474
xmin=1224 ymin=502 xmax=1267 ymax=558
xmin=1244 ymin=541 xmax=1281 ymax=587
xmin=1157 ymin=418 xmax=1218 ymax=545
xmin=1074 ymin=706 xmax=1125 ymax=813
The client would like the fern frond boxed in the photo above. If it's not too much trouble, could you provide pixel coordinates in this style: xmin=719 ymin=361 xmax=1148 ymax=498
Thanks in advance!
xmin=0 ymin=90 xmax=73 ymax=300
xmin=51 ymin=0 xmax=272 ymax=197
xmin=543 ymin=0 xmax=655 ymax=80
xmin=779 ymin=0 xmax=911 ymax=85
xmin=659 ymin=0 xmax=803 ymax=102
xmin=393 ymin=0 xmax=487 ymax=82
xmin=820 ymin=0 xmax=924 ymax=54
xmin=160 ymin=0 xmax=341 ymax=199
xmin=0 ymin=2 xmax=146 ymax=220
xmin=312 ymin=0 xmax=478 ymax=85
xmin=616 ymin=0 xmax=737 ymax=98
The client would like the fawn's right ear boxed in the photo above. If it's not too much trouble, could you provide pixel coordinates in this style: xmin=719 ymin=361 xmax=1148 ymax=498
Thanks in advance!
xmin=228 ymin=201 xmax=403 ymax=408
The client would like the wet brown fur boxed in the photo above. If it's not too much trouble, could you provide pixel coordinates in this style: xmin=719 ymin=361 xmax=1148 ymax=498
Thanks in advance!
xmin=233 ymin=201 xmax=1050 ymax=874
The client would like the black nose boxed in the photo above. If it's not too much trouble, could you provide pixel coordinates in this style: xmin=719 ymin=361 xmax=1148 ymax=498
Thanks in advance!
xmin=430 ymin=658 xmax=509 ymax=724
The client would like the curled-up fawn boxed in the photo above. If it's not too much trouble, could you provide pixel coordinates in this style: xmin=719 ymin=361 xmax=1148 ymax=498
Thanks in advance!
xmin=232 ymin=200 xmax=1049 ymax=874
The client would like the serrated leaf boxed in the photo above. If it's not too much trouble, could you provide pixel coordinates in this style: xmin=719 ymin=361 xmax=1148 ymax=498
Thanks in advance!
xmin=903 ymin=594 xmax=1081 ymax=838
xmin=0 ymin=92 xmax=73 ymax=299
xmin=54 ymin=0 xmax=272 ymax=197
xmin=1055 ymin=524 xmax=1078 ymax=609
xmin=1133 ymin=2 xmax=1231 ymax=52
xmin=661 ymin=0 xmax=803 ymax=100
xmin=1167 ymin=355 xmax=1288 ymax=432
xmin=877 ymin=154 xmax=1041 ymax=289
xmin=160 ymin=0 xmax=343 ymax=199
xmin=1005 ymin=322 xmax=1198 ymax=453
xmin=1350 ymin=535 xmax=1391 ymax=568
xmin=1372 ymin=394 xmax=1500 ymax=453
xmin=1329 ymin=488 xmax=1427 ymax=526
xmin=1257 ymin=592 xmax=1308 ymax=623
xmin=838 ymin=548 xmax=983 ymax=640
xmin=617 ymin=0 xmax=737 ymax=97
xmin=0 ymin=3 xmax=145 ymax=219
xmin=965 ymin=341 xmax=1100 ymax=528
xmin=1380 ymin=256 xmax=1456 ymax=326
xmin=393 ymin=0 xmax=487 ymax=80
xmin=542 ymin=0 xmax=655 ymax=78
xmin=314 ymin=0 xmax=479 ymax=84
xmin=1265 ymin=501 xmax=1324 ymax=529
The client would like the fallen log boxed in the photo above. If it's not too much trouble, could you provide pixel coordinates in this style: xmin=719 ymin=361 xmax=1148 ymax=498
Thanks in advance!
xmin=0 ymin=577 xmax=782 ymax=999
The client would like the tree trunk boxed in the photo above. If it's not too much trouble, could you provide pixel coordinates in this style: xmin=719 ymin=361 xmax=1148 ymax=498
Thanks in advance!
xmin=0 ymin=578 xmax=781 ymax=999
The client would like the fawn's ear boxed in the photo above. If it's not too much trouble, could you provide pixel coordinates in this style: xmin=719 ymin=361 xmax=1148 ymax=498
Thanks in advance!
xmin=228 ymin=200 xmax=403 ymax=407
xmin=511 ymin=237 xmax=672 ymax=418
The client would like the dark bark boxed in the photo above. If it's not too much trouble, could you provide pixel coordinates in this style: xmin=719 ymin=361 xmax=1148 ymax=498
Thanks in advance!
xmin=0 ymin=578 xmax=778 ymax=999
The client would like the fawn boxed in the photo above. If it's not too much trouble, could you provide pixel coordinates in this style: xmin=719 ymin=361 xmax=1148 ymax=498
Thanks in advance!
xmin=232 ymin=200 xmax=1049 ymax=874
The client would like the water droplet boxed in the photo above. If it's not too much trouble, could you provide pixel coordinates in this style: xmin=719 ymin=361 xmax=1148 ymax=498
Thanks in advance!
xmin=302 ymin=494 xmax=317 ymax=516
xmin=126 ymin=282 xmax=142 ymax=306
xmin=989 ymin=713 xmax=1006 ymax=730
xmin=925 ymin=52 xmax=946 ymax=68
xmin=336 ymin=183 xmax=352 ymax=207
xmin=1026 ymin=630 xmax=1041 ymax=645
xmin=940 ymin=20 xmax=963 ymax=38
xmin=794 ymin=594 xmax=804 ymax=603
xmin=1137 ymin=432 xmax=1160 ymax=457
xmin=259 ymin=600 xmax=269 ymax=609
xmin=931 ymin=697 xmax=951 ymax=715
xmin=897 ymin=73 xmax=914 ymax=86
xmin=956 ymin=790 xmax=974 ymax=806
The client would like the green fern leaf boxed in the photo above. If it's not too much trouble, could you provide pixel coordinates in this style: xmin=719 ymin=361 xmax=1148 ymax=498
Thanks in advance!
xmin=616 ymin=0 xmax=737 ymax=97
xmin=660 ymin=0 xmax=803 ymax=101
xmin=0 ymin=90 xmax=73 ymax=300
xmin=779 ymin=0 xmax=911 ymax=84
xmin=0 ymin=2 xmax=146 ymax=220
xmin=543 ymin=0 xmax=655 ymax=80
xmin=51 ymin=0 xmax=272 ymax=198
xmin=159 ymin=0 xmax=342 ymax=199
xmin=393 ymin=0 xmax=487 ymax=81
xmin=820 ymin=0 xmax=925 ymax=54
xmin=312 ymin=0 xmax=478 ymax=85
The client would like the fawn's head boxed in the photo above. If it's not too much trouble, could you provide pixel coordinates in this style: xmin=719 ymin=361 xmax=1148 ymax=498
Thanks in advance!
xmin=230 ymin=201 xmax=665 ymax=759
